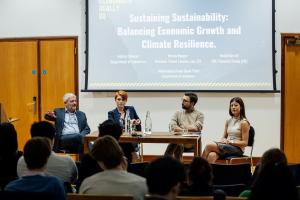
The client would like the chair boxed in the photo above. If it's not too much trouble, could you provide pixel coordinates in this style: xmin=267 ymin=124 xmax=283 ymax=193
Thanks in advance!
xmin=297 ymin=185 xmax=300 ymax=200
xmin=176 ymin=196 xmax=247 ymax=200
xmin=288 ymin=163 xmax=300 ymax=186
xmin=176 ymin=196 xmax=213 ymax=200
xmin=213 ymin=183 xmax=247 ymax=196
xmin=127 ymin=162 xmax=149 ymax=177
xmin=0 ymin=191 xmax=56 ymax=200
xmin=211 ymin=163 xmax=252 ymax=186
xmin=217 ymin=126 xmax=255 ymax=170
xmin=67 ymin=193 xmax=133 ymax=200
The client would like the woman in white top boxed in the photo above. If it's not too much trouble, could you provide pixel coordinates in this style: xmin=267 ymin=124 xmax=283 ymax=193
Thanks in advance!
xmin=202 ymin=97 xmax=250 ymax=163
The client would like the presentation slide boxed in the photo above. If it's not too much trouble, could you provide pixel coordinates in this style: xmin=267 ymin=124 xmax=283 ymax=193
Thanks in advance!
xmin=86 ymin=0 xmax=275 ymax=91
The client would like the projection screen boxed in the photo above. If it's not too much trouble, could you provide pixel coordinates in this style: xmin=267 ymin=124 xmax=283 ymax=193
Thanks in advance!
xmin=85 ymin=0 xmax=276 ymax=91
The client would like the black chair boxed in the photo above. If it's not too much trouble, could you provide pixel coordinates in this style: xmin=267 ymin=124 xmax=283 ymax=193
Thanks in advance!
xmin=218 ymin=126 xmax=255 ymax=169
xmin=211 ymin=163 xmax=252 ymax=186
xmin=0 ymin=191 xmax=56 ymax=200
xmin=127 ymin=162 xmax=149 ymax=177
xmin=213 ymin=183 xmax=247 ymax=196
xmin=288 ymin=163 xmax=300 ymax=186
xmin=297 ymin=185 xmax=300 ymax=200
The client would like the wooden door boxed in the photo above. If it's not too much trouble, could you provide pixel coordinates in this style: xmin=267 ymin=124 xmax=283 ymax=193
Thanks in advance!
xmin=0 ymin=41 xmax=39 ymax=149
xmin=281 ymin=34 xmax=300 ymax=163
xmin=39 ymin=39 xmax=78 ymax=118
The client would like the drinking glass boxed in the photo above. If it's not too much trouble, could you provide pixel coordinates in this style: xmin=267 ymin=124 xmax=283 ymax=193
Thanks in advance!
xmin=130 ymin=123 xmax=136 ymax=134
xmin=182 ymin=128 xmax=188 ymax=134
xmin=169 ymin=124 xmax=174 ymax=134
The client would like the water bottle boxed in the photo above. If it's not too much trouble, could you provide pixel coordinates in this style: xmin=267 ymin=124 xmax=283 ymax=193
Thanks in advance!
xmin=125 ymin=109 xmax=131 ymax=134
xmin=144 ymin=111 xmax=152 ymax=134
xmin=119 ymin=118 xmax=124 ymax=132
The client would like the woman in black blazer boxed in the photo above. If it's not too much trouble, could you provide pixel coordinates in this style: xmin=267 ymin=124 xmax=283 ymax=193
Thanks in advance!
xmin=108 ymin=90 xmax=141 ymax=131
xmin=108 ymin=90 xmax=141 ymax=158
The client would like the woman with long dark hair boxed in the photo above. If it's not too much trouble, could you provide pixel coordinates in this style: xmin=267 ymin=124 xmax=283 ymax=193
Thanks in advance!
xmin=0 ymin=122 xmax=23 ymax=190
xmin=248 ymin=148 xmax=299 ymax=200
xmin=202 ymin=97 xmax=250 ymax=163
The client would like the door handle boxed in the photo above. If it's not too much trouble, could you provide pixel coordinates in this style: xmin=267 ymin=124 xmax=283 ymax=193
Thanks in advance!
xmin=26 ymin=97 xmax=37 ymax=113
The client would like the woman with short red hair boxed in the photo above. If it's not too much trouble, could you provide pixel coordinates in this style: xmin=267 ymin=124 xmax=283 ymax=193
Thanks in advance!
xmin=108 ymin=90 xmax=141 ymax=131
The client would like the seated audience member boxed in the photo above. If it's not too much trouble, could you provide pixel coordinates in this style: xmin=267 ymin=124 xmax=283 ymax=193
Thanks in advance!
xmin=98 ymin=119 xmax=136 ymax=162
xmin=169 ymin=92 xmax=204 ymax=152
xmin=145 ymin=156 xmax=185 ymax=200
xmin=241 ymin=148 xmax=299 ymax=200
xmin=164 ymin=144 xmax=184 ymax=162
xmin=0 ymin=123 xmax=23 ymax=190
xmin=79 ymin=135 xmax=147 ymax=200
xmin=45 ymin=93 xmax=90 ymax=154
xmin=5 ymin=137 xmax=66 ymax=200
xmin=17 ymin=121 xmax=78 ymax=185
xmin=202 ymin=97 xmax=250 ymax=163
xmin=77 ymin=119 xmax=136 ymax=190
xmin=180 ymin=157 xmax=225 ymax=200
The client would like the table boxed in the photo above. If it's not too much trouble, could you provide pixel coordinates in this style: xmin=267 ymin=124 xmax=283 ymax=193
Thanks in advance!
xmin=84 ymin=132 xmax=202 ymax=157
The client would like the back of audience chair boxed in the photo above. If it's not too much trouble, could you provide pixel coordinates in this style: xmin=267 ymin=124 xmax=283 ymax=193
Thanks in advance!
xmin=289 ymin=163 xmax=300 ymax=186
xmin=211 ymin=163 xmax=251 ymax=185
xmin=176 ymin=196 xmax=213 ymax=200
xmin=0 ymin=191 xmax=56 ymax=200
xmin=67 ymin=193 xmax=133 ymax=200
xmin=127 ymin=162 xmax=149 ymax=177
xmin=176 ymin=196 xmax=246 ymax=200
xmin=213 ymin=184 xmax=247 ymax=197
xmin=297 ymin=185 xmax=300 ymax=200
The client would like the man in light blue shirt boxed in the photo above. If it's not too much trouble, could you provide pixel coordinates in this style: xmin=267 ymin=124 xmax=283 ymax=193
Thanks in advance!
xmin=45 ymin=93 xmax=90 ymax=153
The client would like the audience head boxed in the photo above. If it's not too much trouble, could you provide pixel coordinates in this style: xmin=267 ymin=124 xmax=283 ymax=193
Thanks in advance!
xmin=91 ymin=135 xmax=125 ymax=170
xmin=30 ymin=121 xmax=55 ymax=142
xmin=0 ymin=122 xmax=18 ymax=157
xmin=182 ymin=92 xmax=198 ymax=110
xmin=146 ymin=156 xmax=185 ymax=199
xmin=164 ymin=144 xmax=184 ymax=162
xmin=229 ymin=97 xmax=246 ymax=119
xmin=63 ymin=93 xmax=77 ymax=112
xmin=98 ymin=119 xmax=123 ymax=140
xmin=23 ymin=137 xmax=51 ymax=170
xmin=250 ymin=148 xmax=298 ymax=200
xmin=188 ymin=157 xmax=213 ymax=186
xmin=260 ymin=148 xmax=287 ymax=168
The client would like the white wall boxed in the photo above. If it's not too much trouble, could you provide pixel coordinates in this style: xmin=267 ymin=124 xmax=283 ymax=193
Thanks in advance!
xmin=1 ymin=0 xmax=296 ymax=156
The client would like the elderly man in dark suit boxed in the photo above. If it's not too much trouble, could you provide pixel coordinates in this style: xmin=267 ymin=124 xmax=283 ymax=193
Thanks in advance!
xmin=45 ymin=93 xmax=90 ymax=154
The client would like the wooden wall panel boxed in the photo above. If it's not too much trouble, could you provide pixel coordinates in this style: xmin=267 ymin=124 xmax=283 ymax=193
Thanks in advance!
xmin=0 ymin=41 xmax=39 ymax=149
xmin=39 ymin=39 xmax=77 ymax=116
xmin=0 ymin=37 xmax=78 ymax=150
xmin=282 ymin=34 xmax=300 ymax=163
